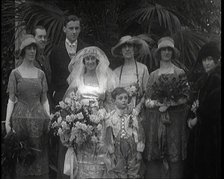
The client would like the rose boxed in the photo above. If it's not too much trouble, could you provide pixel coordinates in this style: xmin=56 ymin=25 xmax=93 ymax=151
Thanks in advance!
xmin=75 ymin=101 xmax=82 ymax=111
xmin=57 ymin=116 xmax=62 ymax=124
xmin=64 ymin=97 xmax=72 ymax=106
xmin=59 ymin=101 xmax=67 ymax=109
xmin=89 ymin=114 xmax=101 ymax=124
xmin=76 ymin=112 xmax=84 ymax=120
xmin=81 ymin=99 xmax=89 ymax=106
xmin=97 ymin=124 xmax=102 ymax=131
xmin=61 ymin=121 xmax=69 ymax=130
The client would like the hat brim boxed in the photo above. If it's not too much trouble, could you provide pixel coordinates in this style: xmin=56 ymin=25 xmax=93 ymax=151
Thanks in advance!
xmin=154 ymin=46 xmax=180 ymax=60
xmin=19 ymin=38 xmax=37 ymax=56
xmin=111 ymin=38 xmax=143 ymax=58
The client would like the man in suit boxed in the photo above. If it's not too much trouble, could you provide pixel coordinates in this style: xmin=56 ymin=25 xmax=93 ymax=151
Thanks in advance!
xmin=49 ymin=15 xmax=88 ymax=108
xmin=49 ymin=15 xmax=88 ymax=179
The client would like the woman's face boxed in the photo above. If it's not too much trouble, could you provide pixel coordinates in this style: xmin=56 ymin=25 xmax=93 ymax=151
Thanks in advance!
xmin=121 ymin=43 xmax=134 ymax=59
xmin=84 ymin=55 xmax=98 ymax=71
xmin=202 ymin=56 xmax=216 ymax=72
xmin=160 ymin=47 xmax=173 ymax=61
xmin=24 ymin=44 xmax=36 ymax=61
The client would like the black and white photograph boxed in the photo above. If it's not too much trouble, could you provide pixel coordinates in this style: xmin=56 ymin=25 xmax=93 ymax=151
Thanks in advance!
xmin=1 ymin=0 xmax=221 ymax=178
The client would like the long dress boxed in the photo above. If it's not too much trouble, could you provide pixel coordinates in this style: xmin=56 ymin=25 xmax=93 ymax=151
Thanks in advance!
xmin=7 ymin=68 xmax=49 ymax=179
xmin=191 ymin=64 xmax=221 ymax=178
xmin=60 ymin=79 xmax=114 ymax=179
xmin=144 ymin=66 xmax=190 ymax=179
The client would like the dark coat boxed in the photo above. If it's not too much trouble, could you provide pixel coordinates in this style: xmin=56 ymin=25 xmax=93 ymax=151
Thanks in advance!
xmin=49 ymin=39 xmax=88 ymax=107
xmin=193 ymin=64 xmax=221 ymax=178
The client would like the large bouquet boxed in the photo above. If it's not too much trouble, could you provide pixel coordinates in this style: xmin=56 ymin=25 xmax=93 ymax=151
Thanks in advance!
xmin=50 ymin=90 xmax=106 ymax=149
xmin=151 ymin=73 xmax=189 ymax=104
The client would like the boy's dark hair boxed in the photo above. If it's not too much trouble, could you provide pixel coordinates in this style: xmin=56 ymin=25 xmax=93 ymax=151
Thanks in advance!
xmin=64 ymin=15 xmax=81 ymax=27
xmin=32 ymin=25 xmax=46 ymax=36
xmin=111 ymin=87 xmax=128 ymax=100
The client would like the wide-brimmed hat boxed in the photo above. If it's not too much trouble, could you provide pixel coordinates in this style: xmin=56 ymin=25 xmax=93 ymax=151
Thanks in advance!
xmin=19 ymin=34 xmax=37 ymax=56
xmin=197 ymin=41 xmax=220 ymax=63
xmin=154 ymin=36 xmax=180 ymax=60
xmin=111 ymin=35 xmax=150 ymax=58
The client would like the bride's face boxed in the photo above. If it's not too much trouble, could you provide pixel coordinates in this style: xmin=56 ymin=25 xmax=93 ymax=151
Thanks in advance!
xmin=84 ymin=55 xmax=98 ymax=71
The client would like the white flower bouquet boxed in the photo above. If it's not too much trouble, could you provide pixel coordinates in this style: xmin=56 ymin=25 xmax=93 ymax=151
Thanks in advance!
xmin=50 ymin=91 xmax=106 ymax=149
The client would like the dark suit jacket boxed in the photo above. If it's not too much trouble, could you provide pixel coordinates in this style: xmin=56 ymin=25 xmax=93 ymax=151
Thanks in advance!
xmin=49 ymin=39 xmax=88 ymax=107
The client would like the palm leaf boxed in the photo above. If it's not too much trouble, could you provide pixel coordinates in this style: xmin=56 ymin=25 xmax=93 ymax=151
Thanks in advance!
xmin=172 ymin=28 xmax=209 ymax=74
xmin=3 ymin=0 xmax=66 ymax=55
xmin=120 ymin=2 xmax=181 ymax=34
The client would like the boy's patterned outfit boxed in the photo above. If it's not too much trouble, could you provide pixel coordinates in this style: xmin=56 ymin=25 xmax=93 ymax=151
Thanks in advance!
xmin=105 ymin=109 xmax=145 ymax=178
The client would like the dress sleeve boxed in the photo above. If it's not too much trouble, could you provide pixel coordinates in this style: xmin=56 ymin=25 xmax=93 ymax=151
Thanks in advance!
xmin=7 ymin=70 xmax=17 ymax=102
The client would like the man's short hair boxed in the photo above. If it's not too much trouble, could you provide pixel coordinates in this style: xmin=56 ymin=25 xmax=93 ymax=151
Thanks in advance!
xmin=64 ymin=15 xmax=81 ymax=27
xmin=32 ymin=25 xmax=46 ymax=36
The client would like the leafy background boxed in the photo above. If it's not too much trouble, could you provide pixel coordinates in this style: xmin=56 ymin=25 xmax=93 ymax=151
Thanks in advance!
xmin=1 ymin=0 xmax=221 ymax=124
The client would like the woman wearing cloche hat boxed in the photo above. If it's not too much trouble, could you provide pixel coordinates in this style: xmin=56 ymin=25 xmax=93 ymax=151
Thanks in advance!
xmin=144 ymin=36 xmax=190 ymax=179
xmin=5 ymin=34 xmax=50 ymax=179
xmin=187 ymin=41 xmax=221 ymax=179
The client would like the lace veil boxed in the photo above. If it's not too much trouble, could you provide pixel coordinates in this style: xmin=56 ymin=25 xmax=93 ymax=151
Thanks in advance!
xmin=65 ymin=46 xmax=116 ymax=98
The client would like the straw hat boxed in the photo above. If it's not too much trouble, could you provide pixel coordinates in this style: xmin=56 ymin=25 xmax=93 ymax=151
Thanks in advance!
xmin=154 ymin=36 xmax=180 ymax=60
xmin=19 ymin=34 xmax=37 ymax=56
xmin=111 ymin=35 xmax=150 ymax=58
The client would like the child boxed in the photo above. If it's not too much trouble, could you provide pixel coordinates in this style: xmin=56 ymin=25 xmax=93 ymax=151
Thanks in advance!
xmin=105 ymin=87 xmax=145 ymax=178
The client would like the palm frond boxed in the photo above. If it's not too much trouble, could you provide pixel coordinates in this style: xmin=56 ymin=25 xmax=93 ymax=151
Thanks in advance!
xmin=2 ymin=0 xmax=66 ymax=55
xmin=120 ymin=2 xmax=181 ymax=34
xmin=172 ymin=28 xmax=209 ymax=73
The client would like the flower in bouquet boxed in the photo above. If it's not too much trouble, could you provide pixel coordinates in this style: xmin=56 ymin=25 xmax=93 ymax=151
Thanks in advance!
xmin=49 ymin=91 xmax=106 ymax=149
xmin=126 ymin=83 xmax=140 ymax=97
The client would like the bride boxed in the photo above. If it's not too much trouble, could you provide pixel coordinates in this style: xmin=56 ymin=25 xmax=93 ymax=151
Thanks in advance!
xmin=62 ymin=46 xmax=116 ymax=178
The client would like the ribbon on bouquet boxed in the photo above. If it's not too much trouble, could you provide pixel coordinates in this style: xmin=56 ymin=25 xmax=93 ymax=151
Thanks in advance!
xmin=64 ymin=147 xmax=78 ymax=179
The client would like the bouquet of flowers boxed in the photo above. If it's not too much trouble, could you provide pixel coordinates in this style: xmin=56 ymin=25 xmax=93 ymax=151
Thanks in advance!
xmin=1 ymin=130 xmax=37 ymax=177
xmin=49 ymin=90 xmax=106 ymax=149
xmin=151 ymin=73 xmax=189 ymax=104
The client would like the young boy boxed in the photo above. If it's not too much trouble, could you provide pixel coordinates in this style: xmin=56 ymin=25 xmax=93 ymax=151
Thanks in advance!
xmin=105 ymin=87 xmax=145 ymax=178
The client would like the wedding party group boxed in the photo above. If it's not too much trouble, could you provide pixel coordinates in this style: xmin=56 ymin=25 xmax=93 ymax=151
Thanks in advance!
xmin=3 ymin=14 xmax=221 ymax=179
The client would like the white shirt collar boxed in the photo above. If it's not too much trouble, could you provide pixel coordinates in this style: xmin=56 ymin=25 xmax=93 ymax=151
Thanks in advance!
xmin=65 ymin=38 xmax=77 ymax=46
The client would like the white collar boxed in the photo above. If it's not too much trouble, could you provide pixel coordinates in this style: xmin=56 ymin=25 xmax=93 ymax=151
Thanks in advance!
xmin=65 ymin=38 xmax=77 ymax=46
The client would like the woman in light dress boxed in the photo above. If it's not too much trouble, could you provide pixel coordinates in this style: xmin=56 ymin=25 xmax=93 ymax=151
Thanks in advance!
xmin=62 ymin=46 xmax=116 ymax=178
